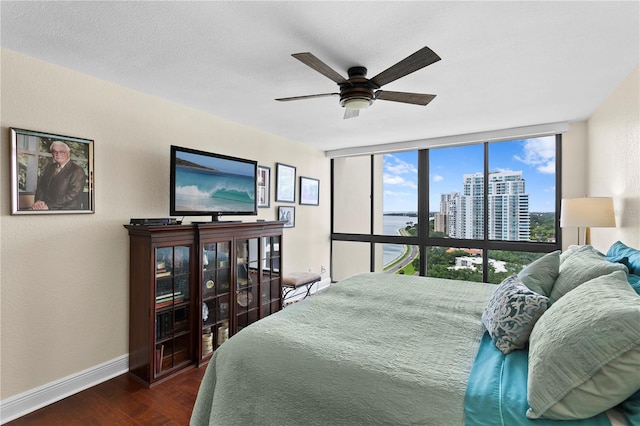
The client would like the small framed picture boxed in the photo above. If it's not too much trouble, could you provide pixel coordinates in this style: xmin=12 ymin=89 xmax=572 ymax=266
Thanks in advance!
xmin=278 ymin=206 xmax=295 ymax=228
xmin=11 ymin=128 xmax=94 ymax=215
xmin=257 ymin=165 xmax=270 ymax=208
xmin=299 ymin=176 xmax=319 ymax=206
xmin=275 ymin=163 xmax=296 ymax=203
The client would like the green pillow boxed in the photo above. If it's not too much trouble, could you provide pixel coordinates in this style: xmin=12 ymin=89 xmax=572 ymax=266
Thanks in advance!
xmin=527 ymin=270 xmax=640 ymax=420
xmin=550 ymin=245 xmax=627 ymax=303
xmin=559 ymin=244 xmax=585 ymax=263
xmin=517 ymin=250 xmax=560 ymax=297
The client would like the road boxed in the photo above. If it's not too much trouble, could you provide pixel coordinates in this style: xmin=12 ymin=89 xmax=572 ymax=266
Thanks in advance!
xmin=385 ymin=228 xmax=420 ymax=274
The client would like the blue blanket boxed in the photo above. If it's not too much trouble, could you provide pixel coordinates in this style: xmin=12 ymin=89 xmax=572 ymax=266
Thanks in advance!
xmin=464 ymin=333 xmax=612 ymax=426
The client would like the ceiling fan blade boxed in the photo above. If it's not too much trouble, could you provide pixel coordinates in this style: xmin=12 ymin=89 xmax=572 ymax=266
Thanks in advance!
xmin=370 ymin=46 xmax=441 ymax=87
xmin=292 ymin=52 xmax=348 ymax=84
xmin=275 ymin=93 xmax=339 ymax=102
xmin=343 ymin=108 xmax=360 ymax=119
xmin=375 ymin=90 xmax=436 ymax=106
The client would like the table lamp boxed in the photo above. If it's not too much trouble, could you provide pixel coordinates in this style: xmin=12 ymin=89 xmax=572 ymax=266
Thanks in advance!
xmin=560 ymin=197 xmax=616 ymax=245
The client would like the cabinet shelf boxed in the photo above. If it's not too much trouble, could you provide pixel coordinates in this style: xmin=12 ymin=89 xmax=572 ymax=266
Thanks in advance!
xmin=155 ymin=299 xmax=189 ymax=311
xmin=156 ymin=329 xmax=191 ymax=345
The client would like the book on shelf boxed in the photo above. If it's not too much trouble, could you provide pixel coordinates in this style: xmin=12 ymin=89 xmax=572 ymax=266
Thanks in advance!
xmin=156 ymin=297 xmax=185 ymax=309
xmin=156 ymin=291 xmax=182 ymax=302
xmin=155 ymin=344 xmax=164 ymax=374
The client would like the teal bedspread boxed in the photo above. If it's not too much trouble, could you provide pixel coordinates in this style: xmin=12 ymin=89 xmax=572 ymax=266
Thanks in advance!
xmin=464 ymin=333 xmax=612 ymax=426
xmin=190 ymin=273 xmax=495 ymax=426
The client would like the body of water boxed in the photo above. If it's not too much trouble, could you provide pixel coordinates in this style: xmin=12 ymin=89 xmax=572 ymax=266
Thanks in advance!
xmin=175 ymin=166 xmax=255 ymax=212
xmin=383 ymin=215 xmax=417 ymax=266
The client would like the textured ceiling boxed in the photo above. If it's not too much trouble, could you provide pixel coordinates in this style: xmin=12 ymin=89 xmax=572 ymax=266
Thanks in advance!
xmin=1 ymin=1 xmax=638 ymax=153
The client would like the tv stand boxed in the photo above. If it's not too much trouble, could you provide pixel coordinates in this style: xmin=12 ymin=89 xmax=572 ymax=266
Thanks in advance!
xmin=124 ymin=220 xmax=284 ymax=386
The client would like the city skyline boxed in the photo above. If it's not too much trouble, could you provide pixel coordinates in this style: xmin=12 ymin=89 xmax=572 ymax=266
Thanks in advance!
xmin=383 ymin=136 xmax=556 ymax=213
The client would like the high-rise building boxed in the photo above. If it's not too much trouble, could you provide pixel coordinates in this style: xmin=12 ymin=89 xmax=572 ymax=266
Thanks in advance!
xmin=434 ymin=193 xmax=455 ymax=233
xmin=441 ymin=171 xmax=530 ymax=241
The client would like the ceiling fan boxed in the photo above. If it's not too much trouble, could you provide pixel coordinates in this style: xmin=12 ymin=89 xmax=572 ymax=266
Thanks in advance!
xmin=275 ymin=46 xmax=441 ymax=119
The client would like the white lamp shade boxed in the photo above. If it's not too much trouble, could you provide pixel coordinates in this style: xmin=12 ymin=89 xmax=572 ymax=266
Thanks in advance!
xmin=560 ymin=197 xmax=616 ymax=228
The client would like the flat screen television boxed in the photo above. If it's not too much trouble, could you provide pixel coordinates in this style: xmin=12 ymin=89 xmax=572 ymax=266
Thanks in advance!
xmin=170 ymin=145 xmax=257 ymax=221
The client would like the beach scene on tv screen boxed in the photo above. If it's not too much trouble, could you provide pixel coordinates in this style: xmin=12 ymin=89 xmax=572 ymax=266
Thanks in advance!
xmin=175 ymin=152 xmax=255 ymax=212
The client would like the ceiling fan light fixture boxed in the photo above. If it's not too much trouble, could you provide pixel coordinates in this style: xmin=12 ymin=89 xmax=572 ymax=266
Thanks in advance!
xmin=278 ymin=47 xmax=441 ymax=118
xmin=343 ymin=98 xmax=371 ymax=110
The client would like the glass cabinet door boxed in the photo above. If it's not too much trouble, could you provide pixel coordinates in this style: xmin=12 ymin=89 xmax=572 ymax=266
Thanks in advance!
xmin=154 ymin=245 xmax=192 ymax=377
xmin=201 ymin=241 xmax=231 ymax=357
xmin=261 ymin=236 xmax=281 ymax=317
xmin=236 ymin=238 xmax=260 ymax=331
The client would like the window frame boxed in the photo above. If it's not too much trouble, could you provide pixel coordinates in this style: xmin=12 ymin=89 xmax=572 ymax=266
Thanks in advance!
xmin=330 ymin=135 xmax=562 ymax=281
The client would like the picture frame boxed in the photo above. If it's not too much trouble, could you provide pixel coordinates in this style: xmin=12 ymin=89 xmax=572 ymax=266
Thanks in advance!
xmin=257 ymin=165 xmax=271 ymax=208
xmin=299 ymin=176 xmax=319 ymax=206
xmin=275 ymin=162 xmax=296 ymax=203
xmin=11 ymin=128 xmax=94 ymax=215
xmin=278 ymin=206 xmax=295 ymax=228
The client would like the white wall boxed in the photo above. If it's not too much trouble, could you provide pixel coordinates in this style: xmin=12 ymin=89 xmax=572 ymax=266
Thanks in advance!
xmin=0 ymin=48 xmax=331 ymax=402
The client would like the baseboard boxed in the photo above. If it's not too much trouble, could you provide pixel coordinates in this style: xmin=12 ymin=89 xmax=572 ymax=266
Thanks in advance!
xmin=0 ymin=354 xmax=129 ymax=424
xmin=317 ymin=277 xmax=331 ymax=292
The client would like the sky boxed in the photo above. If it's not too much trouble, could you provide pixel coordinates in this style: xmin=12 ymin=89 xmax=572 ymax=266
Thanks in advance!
xmin=383 ymin=136 xmax=557 ymax=213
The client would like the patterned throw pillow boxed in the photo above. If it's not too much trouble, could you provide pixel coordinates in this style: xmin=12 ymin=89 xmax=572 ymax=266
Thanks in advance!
xmin=482 ymin=275 xmax=550 ymax=354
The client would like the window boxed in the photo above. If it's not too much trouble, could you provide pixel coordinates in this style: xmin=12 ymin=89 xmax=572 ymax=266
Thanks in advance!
xmin=488 ymin=137 xmax=557 ymax=243
xmin=378 ymin=151 xmax=418 ymax=236
xmin=425 ymin=247 xmax=484 ymax=283
xmin=429 ymin=145 xmax=484 ymax=239
xmin=331 ymin=135 xmax=561 ymax=282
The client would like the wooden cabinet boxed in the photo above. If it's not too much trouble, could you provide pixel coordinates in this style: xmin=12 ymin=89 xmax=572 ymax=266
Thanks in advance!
xmin=125 ymin=221 xmax=284 ymax=386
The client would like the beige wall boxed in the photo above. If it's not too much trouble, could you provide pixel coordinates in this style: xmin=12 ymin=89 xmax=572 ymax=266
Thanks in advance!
xmin=586 ymin=66 xmax=640 ymax=251
xmin=331 ymin=155 xmax=384 ymax=280
xmin=561 ymin=121 xmax=589 ymax=247
xmin=0 ymin=48 xmax=331 ymax=399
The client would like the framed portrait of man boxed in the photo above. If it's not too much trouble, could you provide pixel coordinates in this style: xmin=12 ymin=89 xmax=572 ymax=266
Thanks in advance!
xmin=11 ymin=128 xmax=94 ymax=215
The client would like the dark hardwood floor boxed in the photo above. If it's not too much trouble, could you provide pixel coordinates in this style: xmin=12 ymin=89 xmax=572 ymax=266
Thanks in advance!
xmin=6 ymin=367 xmax=206 ymax=425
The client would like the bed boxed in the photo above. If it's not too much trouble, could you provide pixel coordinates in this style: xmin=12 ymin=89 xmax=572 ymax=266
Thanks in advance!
xmin=190 ymin=242 xmax=640 ymax=426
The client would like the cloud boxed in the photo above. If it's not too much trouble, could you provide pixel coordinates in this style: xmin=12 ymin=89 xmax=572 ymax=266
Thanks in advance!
xmin=493 ymin=167 xmax=516 ymax=174
xmin=384 ymin=190 xmax=412 ymax=197
xmin=384 ymin=173 xmax=417 ymax=189
xmin=384 ymin=154 xmax=417 ymax=189
xmin=514 ymin=137 xmax=556 ymax=174
xmin=432 ymin=174 xmax=444 ymax=182
xmin=384 ymin=154 xmax=417 ymax=175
